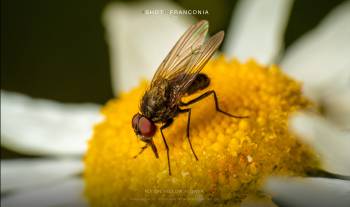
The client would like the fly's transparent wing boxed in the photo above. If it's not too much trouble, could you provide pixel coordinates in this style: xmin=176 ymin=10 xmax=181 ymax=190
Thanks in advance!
xmin=147 ymin=20 xmax=224 ymax=107
xmin=150 ymin=20 xmax=209 ymax=87
xmin=172 ymin=31 xmax=225 ymax=99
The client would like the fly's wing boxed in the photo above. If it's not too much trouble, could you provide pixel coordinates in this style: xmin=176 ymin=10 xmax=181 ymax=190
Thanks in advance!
xmin=171 ymin=31 xmax=225 ymax=101
xmin=150 ymin=20 xmax=209 ymax=87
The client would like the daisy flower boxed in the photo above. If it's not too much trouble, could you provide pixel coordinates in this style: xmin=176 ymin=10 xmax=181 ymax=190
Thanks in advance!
xmin=1 ymin=0 xmax=349 ymax=206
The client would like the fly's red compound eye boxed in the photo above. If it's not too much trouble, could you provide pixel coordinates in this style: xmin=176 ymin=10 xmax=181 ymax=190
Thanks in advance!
xmin=132 ymin=113 xmax=141 ymax=131
xmin=139 ymin=116 xmax=156 ymax=137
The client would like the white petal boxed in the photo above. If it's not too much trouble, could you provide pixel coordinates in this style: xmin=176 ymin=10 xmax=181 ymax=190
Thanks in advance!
xmin=1 ymin=178 xmax=87 ymax=207
xmin=1 ymin=159 xmax=83 ymax=193
xmin=281 ymin=1 xmax=350 ymax=96
xmin=1 ymin=91 xmax=102 ymax=156
xmin=224 ymin=0 xmax=293 ymax=64
xmin=290 ymin=113 xmax=350 ymax=175
xmin=264 ymin=177 xmax=350 ymax=207
xmin=319 ymin=69 xmax=350 ymax=130
xmin=103 ymin=1 xmax=193 ymax=94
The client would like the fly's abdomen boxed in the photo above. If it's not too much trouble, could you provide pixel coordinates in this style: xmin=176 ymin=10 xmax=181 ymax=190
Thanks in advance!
xmin=185 ymin=73 xmax=210 ymax=95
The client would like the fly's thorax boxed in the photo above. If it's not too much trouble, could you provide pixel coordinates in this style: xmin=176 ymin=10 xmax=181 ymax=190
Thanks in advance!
xmin=140 ymin=80 xmax=172 ymax=120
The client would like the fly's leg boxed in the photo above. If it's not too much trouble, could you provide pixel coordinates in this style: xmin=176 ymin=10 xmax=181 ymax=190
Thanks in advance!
xmin=133 ymin=144 xmax=148 ymax=159
xmin=133 ymin=139 xmax=159 ymax=159
xmin=160 ymin=119 xmax=173 ymax=175
xmin=179 ymin=108 xmax=198 ymax=161
xmin=180 ymin=90 xmax=249 ymax=118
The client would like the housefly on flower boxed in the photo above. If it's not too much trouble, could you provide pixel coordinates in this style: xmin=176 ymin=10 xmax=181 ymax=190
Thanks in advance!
xmin=131 ymin=20 xmax=248 ymax=175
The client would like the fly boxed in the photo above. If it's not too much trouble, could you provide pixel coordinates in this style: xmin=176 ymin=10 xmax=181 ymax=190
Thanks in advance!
xmin=131 ymin=20 xmax=248 ymax=175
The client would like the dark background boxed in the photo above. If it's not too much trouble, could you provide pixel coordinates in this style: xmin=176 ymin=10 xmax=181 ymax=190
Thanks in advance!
xmin=1 ymin=0 xmax=346 ymax=104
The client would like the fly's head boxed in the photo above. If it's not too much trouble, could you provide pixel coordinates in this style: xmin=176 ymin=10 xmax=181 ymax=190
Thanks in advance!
xmin=132 ymin=113 xmax=159 ymax=158
xmin=131 ymin=113 xmax=157 ymax=142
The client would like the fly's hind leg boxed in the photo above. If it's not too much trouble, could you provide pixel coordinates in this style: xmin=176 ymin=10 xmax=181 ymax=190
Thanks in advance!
xmin=180 ymin=90 xmax=249 ymax=118
xmin=179 ymin=108 xmax=199 ymax=161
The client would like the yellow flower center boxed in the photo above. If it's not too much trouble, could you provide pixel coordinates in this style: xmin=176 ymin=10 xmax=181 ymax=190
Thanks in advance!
xmin=84 ymin=57 xmax=318 ymax=206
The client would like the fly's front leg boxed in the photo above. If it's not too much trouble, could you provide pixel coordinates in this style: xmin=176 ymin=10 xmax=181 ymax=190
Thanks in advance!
xmin=133 ymin=144 xmax=148 ymax=159
xmin=160 ymin=119 xmax=173 ymax=175
xmin=179 ymin=108 xmax=198 ymax=161
xmin=133 ymin=140 xmax=159 ymax=159
xmin=180 ymin=90 xmax=248 ymax=118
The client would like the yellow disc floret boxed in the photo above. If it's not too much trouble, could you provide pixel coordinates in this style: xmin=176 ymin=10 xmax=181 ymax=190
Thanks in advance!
xmin=84 ymin=57 xmax=318 ymax=206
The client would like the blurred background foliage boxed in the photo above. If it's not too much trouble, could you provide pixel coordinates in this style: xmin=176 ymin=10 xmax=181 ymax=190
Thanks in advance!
xmin=1 ymin=0 xmax=346 ymax=104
